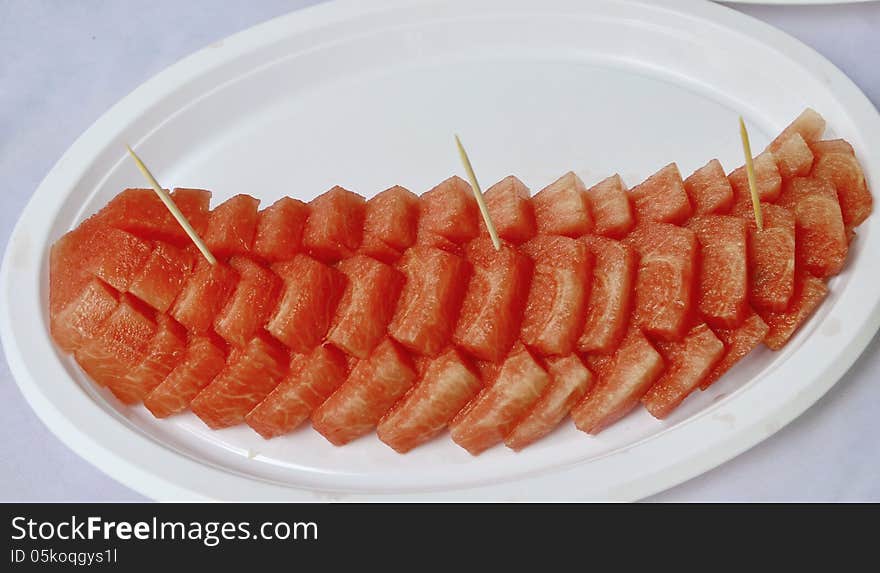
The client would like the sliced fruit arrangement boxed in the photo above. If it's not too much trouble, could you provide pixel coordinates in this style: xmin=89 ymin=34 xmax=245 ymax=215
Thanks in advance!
xmin=49 ymin=109 xmax=872 ymax=454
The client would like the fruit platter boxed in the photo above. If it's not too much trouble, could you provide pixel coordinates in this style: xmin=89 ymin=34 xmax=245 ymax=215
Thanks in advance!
xmin=3 ymin=0 xmax=879 ymax=500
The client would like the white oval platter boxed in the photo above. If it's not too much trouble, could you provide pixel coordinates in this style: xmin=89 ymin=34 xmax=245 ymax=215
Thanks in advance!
xmin=2 ymin=0 xmax=879 ymax=501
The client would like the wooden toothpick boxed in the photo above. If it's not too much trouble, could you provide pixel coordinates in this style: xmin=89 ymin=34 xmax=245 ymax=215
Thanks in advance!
xmin=125 ymin=145 xmax=217 ymax=265
xmin=455 ymin=134 xmax=501 ymax=250
xmin=739 ymin=117 xmax=764 ymax=231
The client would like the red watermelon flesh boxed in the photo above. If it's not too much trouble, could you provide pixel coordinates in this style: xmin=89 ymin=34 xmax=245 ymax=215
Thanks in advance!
xmin=729 ymin=152 xmax=782 ymax=207
xmin=74 ymin=296 xmax=157 ymax=391
xmin=95 ymin=187 xmax=211 ymax=246
xmin=388 ymin=246 xmax=471 ymax=356
xmin=482 ymin=176 xmax=537 ymax=244
xmin=170 ymin=259 xmax=238 ymax=334
xmin=245 ymin=345 xmax=349 ymax=439
xmin=578 ymin=235 xmax=637 ymax=354
xmin=327 ymin=255 xmax=405 ymax=359
xmin=687 ymin=215 xmax=749 ymax=329
xmin=642 ymin=323 xmax=724 ymax=419
xmin=204 ymin=194 xmax=260 ymax=258
xmin=450 ymin=344 xmax=550 ymax=455
xmin=214 ymin=256 xmax=282 ymax=347
xmin=453 ymin=239 xmax=533 ymax=362
xmin=571 ymin=326 xmax=665 ymax=434
xmin=110 ymin=314 xmax=187 ymax=404
xmin=51 ymin=277 xmax=119 ymax=352
xmin=586 ymin=174 xmax=634 ymax=238
xmin=771 ymin=133 xmax=814 ymax=179
xmin=83 ymin=226 xmax=152 ymax=292
xmin=266 ymin=255 xmax=346 ymax=353
xmin=143 ymin=335 xmax=227 ymax=418
xmin=505 ymin=354 xmax=593 ymax=451
xmin=701 ymin=309 xmax=769 ymax=390
xmin=811 ymin=139 xmax=872 ymax=230
xmin=302 ymin=186 xmax=367 ymax=262
xmin=190 ymin=333 xmax=288 ymax=429
xmin=312 ymin=338 xmax=417 ymax=445
xmin=417 ymin=176 xmax=479 ymax=244
xmin=363 ymin=185 xmax=420 ymax=251
xmin=777 ymin=177 xmax=847 ymax=277
xmin=767 ymin=108 xmax=826 ymax=152
xmin=251 ymin=197 xmax=310 ymax=262
xmin=50 ymin=218 xmax=104 ymax=318
xmin=684 ymin=159 xmax=734 ymax=216
xmin=358 ymin=233 xmax=403 ymax=264
xmin=532 ymin=172 xmax=592 ymax=237
xmin=377 ymin=347 xmax=482 ymax=453
xmin=625 ymin=222 xmax=698 ymax=342
xmin=630 ymin=163 xmax=692 ymax=225
xmin=520 ymin=236 xmax=592 ymax=356
xmin=128 ymin=242 xmax=194 ymax=313
xmin=747 ymin=204 xmax=796 ymax=312
xmin=759 ymin=271 xmax=828 ymax=351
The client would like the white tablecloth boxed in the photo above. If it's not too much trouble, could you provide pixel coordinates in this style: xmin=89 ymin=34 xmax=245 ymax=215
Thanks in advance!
xmin=1 ymin=0 xmax=877 ymax=501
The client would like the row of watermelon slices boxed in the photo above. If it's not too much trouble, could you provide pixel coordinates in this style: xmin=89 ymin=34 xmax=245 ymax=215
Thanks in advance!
xmin=49 ymin=109 xmax=872 ymax=455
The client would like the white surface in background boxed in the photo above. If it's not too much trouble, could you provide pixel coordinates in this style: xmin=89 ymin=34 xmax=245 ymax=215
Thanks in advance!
xmin=0 ymin=0 xmax=877 ymax=502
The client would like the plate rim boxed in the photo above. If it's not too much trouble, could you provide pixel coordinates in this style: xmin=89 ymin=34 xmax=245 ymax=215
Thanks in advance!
xmin=3 ymin=0 xmax=880 ymax=501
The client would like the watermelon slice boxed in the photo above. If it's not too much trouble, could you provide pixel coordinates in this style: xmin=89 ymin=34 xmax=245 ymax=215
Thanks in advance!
xmin=571 ymin=326 xmax=665 ymax=434
xmin=302 ymin=186 xmax=367 ymax=262
xmin=811 ymin=139 xmax=872 ymax=230
xmin=630 ymin=163 xmax=692 ymax=225
xmin=110 ymin=314 xmax=187 ymax=404
xmin=245 ymin=345 xmax=349 ymax=439
xmin=520 ymin=236 xmax=592 ymax=356
xmin=51 ymin=277 xmax=119 ymax=352
xmin=586 ymin=174 xmax=634 ymax=238
xmin=388 ymin=246 xmax=471 ymax=356
xmin=450 ymin=344 xmax=550 ymax=455
xmin=625 ymin=222 xmax=698 ymax=342
xmin=701 ymin=309 xmax=769 ymax=390
xmin=532 ymin=172 xmax=592 ymax=237
xmin=771 ymin=133 xmax=814 ymax=179
xmin=684 ymin=159 xmax=734 ymax=215
xmin=505 ymin=354 xmax=593 ymax=451
xmin=128 ymin=242 xmax=194 ymax=313
xmin=204 ymin=194 xmax=260 ymax=258
xmin=777 ymin=177 xmax=847 ymax=277
xmin=251 ymin=197 xmax=310 ymax=262
xmin=418 ymin=176 xmax=479 ymax=244
xmin=266 ymin=255 xmax=347 ymax=353
xmin=96 ymin=187 xmax=211 ymax=246
xmin=363 ymin=185 xmax=420 ymax=250
xmin=49 ymin=218 xmax=104 ymax=318
xmin=377 ymin=347 xmax=482 ymax=453
xmin=83 ymin=226 xmax=152 ymax=292
xmin=747 ymin=203 xmax=796 ymax=311
xmin=759 ymin=271 xmax=828 ymax=350
xmin=143 ymin=335 xmax=227 ymax=418
xmin=577 ymin=236 xmax=637 ymax=354
xmin=312 ymin=338 xmax=417 ymax=445
xmin=74 ymin=296 xmax=157 ymax=391
xmin=767 ymin=108 xmax=826 ymax=152
xmin=170 ymin=259 xmax=238 ymax=334
xmin=327 ymin=255 xmax=405 ymax=359
xmin=190 ymin=333 xmax=288 ymax=429
xmin=642 ymin=323 xmax=724 ymax=419
xmin=413 ymin=227 xmax=463 ymax=256
xmin=687 ymin=215 xmax=749 ymax=328
xmin=214 ymin=256 xmax=282 ymax=347
xmin=729 ymin=152 xmax=782 ymax=206
xmin=482 ymin=176 xmax=537 ymax=244
xmin=453 ymin=239 xmax=533 ymax=362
